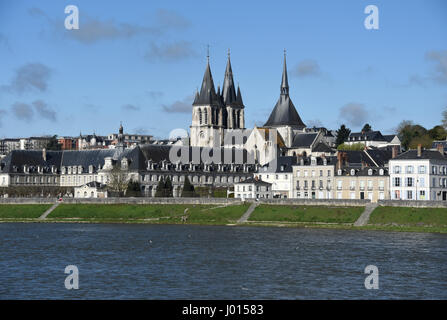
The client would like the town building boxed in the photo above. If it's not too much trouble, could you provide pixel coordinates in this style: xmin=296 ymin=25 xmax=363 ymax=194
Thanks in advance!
xmin=292 ymin=155 xmax=337 ymax=199
xmin=334 ymin=150 xmax=391 ymax=202
xmin=388 ymin=145 xmax=447 ymax=201
xmin=234 ymin=176 xmax=272 ymax=200
xmin=345 ymin=131 xmax=401 ymax=150
xmin=74 ymin=181 xmax=108 ymax=198
xmin=257 ymin=157 xmax=296 ymax=198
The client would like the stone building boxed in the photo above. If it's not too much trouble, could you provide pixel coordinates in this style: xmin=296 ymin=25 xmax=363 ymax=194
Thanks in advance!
xmin=334 ymin=150 xmax=391 ymax=202
xmin=292 ymin=155 xmax=337 ymax=199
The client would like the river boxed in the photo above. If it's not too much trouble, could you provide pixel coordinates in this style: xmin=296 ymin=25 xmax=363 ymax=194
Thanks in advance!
xmin=0 ymin=223 xmax=445 ymax=299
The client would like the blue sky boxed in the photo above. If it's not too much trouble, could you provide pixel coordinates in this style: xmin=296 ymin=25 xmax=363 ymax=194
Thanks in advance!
xmin=0 ymin=0 xmax=446 ymax=139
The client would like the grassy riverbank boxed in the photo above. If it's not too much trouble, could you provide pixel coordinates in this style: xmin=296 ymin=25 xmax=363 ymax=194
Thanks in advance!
xmin=249 ymin=205 xmax=363 ymax=223
xmin=0 ymin=203 xmax=446 ymax=233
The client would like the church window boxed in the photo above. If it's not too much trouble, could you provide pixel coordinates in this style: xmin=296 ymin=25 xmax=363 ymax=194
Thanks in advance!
xmin=199 ymin=109 xmax=202 ymax=125
xmin=204 ymin=109 xmax=208 ymax=124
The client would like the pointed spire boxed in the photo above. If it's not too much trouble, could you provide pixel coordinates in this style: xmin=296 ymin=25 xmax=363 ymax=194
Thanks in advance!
xmin=236 ymin=84 xmax=244 ymax=106
xmin=281 ymin=49 xmax=289 ymax=95
xmin=222 ymin=48 xmax=237 ymax=105
xmin=193 ymin=49 xmax=220 ymax=106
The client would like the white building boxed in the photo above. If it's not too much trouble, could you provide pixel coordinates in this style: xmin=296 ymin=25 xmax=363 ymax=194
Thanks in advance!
xmin=234 ymin=177 xmax=272 ymax=200
xmin=389 ymin=146 xmax=447 ymax=201
xmin=257 ymin=157 xmax=295 ymax=198
xmin=74 ymin=181 xmax=108 ymax=198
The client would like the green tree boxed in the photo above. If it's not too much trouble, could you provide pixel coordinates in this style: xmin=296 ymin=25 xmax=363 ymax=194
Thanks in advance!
xmin=361 ymin=123 xmax=372 ymax=132
xmin=396 ymin=121 xmax=429 ymax=150
xmin=126 ymin=180 xmax=142 ymax=197
xmin=164 ymin=177 xmax=173 ymax=197
xmin=181 ymin=176 xmax=196 ymax=197
xmin=45 ymin=135 xmax=61 ymax=150
xmin=428 ymin=125 xmax=447 ymax=140
xmin=154 ymin=178 xmax=166 ymax=197
xmin=335 ymin=124 xmax=351 ymax=147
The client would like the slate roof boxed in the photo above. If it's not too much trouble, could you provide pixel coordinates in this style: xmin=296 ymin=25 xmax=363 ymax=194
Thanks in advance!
xmin=394 ymin=149 xmax=446 ymax=160
xmin=264 ymin=54 xmax=306 ymax=129
xmin=312 ymin=142 xmax=335 ymax=153
xmin=237 ymin=177 xmax=271 ymax=186
xmin=260 ymin=156 xmax=297 ymax=173
xmin=348 ymin=131 xmax=386 ymax=142
xmin=383 ymin=134 xmax=398 ymax=143
xmin=291 ymin=133 xmax=318 ymax=148
xmin=295 ymin=155 xmax=338 ymax=166
xmin=193 ymin=60 xmax=222 ymax=106
xmin=0 ymin=150 xmax=62 ymax=173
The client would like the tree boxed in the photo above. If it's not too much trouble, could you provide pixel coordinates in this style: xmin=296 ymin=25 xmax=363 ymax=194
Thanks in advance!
xmin=154 ymin=179 xmax=166 ymax=197
xmin=46 ymin=135 xmax=61 ymax=151
xmin=335 ymin=124 xmax=351 ymax=147
xmin=396 ymin=120 xmax=430 ymax=150
xmin=442 ymin=107 xmax=447 ymax=129
xmin=361 ymin=123 xmax=372 ymax=132
xmin=164 ymin=177 xmax=173 ymax=197
xmin=428 ymin=125 xmax=447 ymax=141
xmin=126 ymin=180 xmax=142 ymax=197
xmin=107 ymin=166 xmax=129 ymax=196
xmin=181 ymin=176 xmax=196 ymax=197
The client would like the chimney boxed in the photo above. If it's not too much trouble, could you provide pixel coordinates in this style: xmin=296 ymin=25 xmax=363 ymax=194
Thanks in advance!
xmin=392 ymin=146 xmax=398 ymax=159
xmin=437 ymin=144 xmax=444 ymax=155
xmin=417 ymin=144 xmax=422 ymax=157
xmin=42 ymin=148 xmax=46 ymax=161
xmin=337 ymin=152 xmax=342 ymax=170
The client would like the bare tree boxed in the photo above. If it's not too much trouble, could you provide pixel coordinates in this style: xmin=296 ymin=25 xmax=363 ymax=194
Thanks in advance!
xmin=107 ymin=166 xmax=129 ymax=196
xmin=442 ymin=108 xmax=447 ymax=129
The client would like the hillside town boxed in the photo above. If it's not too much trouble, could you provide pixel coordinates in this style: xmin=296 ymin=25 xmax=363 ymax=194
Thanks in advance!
xmin=1 ymin=52 xmax=447 ymax=202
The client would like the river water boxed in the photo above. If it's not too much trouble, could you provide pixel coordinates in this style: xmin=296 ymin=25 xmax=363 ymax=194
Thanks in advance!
xmin=0 ymin=223 xmax=445 ymax=299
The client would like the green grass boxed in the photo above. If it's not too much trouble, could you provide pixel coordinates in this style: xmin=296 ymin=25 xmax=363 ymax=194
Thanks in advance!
xmin=249 ymin=205 xmax=364 ymax=223
xmin=49 ymin=203 xmax=250 ymax=224
xmin=0 ymin=204 xmax=51 ymax=218
xmin=369 ymin=206 xmax=447 ymax=228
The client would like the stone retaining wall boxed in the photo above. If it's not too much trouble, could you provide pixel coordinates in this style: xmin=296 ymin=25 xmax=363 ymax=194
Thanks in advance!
xmin=378 ymin=200 xmax=447 ymax=208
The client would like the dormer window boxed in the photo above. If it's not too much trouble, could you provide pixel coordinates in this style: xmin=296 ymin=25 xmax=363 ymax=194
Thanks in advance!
xmin=368 ymin=169 xmax=373 ymax=176
xmin=337 ymin=169 xmax=342 ymax=175
xmin=379 ymin=169 xmax=384 ymax=176
xmin=350 ymin=169 xmax=355 ymax=176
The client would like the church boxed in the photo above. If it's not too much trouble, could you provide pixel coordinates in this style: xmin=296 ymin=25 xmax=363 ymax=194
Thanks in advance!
xmin=189 ymin=51 xmax=335 ymax=163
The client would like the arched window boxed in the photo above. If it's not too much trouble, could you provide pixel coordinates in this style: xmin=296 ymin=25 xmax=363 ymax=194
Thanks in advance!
xmin=199 ymin=109 xmax=202 ymax=125
xmin=204 ymin=108 xmax=208 ymax=124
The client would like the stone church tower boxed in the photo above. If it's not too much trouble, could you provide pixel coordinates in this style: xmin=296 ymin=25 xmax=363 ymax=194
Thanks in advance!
xmin=190 ymin=51 xmax=245 ymax=147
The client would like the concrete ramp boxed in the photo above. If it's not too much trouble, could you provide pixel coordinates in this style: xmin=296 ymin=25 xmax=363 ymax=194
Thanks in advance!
xmin=38 ymin=202 xmax=60 ymax=220
xmin=354 ymin=203 xmax=378 ymax=226
xmin=237 ymin=202 xmax=258 ymax=223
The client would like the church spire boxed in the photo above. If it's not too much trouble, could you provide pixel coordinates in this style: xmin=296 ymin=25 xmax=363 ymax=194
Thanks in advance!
xmin=281 ymin=49 xmax=289 ymax=95
xmin=193 ymin=49 xmax=220 ymax=106
xmin=222 ymin=48 xmax=237 ymax=105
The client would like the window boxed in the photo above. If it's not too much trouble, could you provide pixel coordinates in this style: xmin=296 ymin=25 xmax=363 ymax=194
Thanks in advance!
xmin=379 ymin=169 xmax=384 ymax=175
xmin=320 ymin=170 xmax=323 ymax=177
xmin=296 ymin=170 xmax=300 ymax=177
xmin=420 ymin=190 xmax=425 ymax=200
xmin=407 ymin=190 xmax=413 ymax=200
xmin=418 ymin=165 xmax=426 ymax=174
xmin=394 ymin=166 xmax=401 ymax=174
xmin=275 ymin=175 xmax=279 ymax=180
xmin=406 ymin=177 xmax=413 ymax=187
xmin=419 ymin=177 xmax=425 ymax=187
xmin=432 ymin=166 xmax=438 ymax=174
xmin=350 ymin=169 xmax=355 ymax=176
xmin=337 ymin=180 xmax=342 ymax=189
xmin=394 ymin=190 xmax=400 ymax=199
xmin=312 ymin=170 xmax=315 ymax=177
xmin=327 ymin=170 xmax=331 ymax=177
xmin=285 ymin=175 xmax=288 ymax=179
xmin=406 ymin=166 xmax=414 ymax=174
xmin=368 ymin=169 xmax=372 ymax=176
xmin=394 ymin=177 xmax=401 ymax=187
